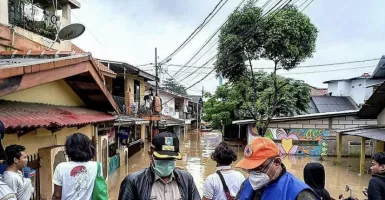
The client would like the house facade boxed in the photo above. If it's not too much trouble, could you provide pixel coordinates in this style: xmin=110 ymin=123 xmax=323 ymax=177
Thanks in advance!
xmin=323 ymin=57 xmax=385 ymax=106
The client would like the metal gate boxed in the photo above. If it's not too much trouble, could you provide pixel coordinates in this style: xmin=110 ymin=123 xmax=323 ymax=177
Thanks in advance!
xmin=27 ymin=153 xmax=40 ymax=200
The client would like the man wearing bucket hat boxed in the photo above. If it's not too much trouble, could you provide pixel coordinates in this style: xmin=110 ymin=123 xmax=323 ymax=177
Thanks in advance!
xmin=118 ymin=131 xmax=200 ymax=200
xmin=236 ymin=137 xmax=319 ymax=200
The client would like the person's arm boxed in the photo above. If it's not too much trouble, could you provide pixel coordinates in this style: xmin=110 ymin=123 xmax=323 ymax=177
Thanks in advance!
xmin=52 ymin=164 xmax=62 ymax=200
xmin=202 ymin=176 xmax=214 ymax=200
xmin=52 ymin=184 xmax=62 ymax=200
xmin=118 ymin=177 xmax=136 ymax=200
xmin=367 ymin=178 xmax=383 ymax=200
xmin=296 ymin=189 xmax=318 ymax=200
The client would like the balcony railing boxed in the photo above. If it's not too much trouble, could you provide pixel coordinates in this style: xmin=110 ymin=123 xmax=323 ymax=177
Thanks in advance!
xmin=8 ymin=0 xmax=57 ymax=40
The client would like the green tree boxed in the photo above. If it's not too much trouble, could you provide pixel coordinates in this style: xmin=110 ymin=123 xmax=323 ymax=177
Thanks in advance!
xmin=162 ymin=78 xmax=188 ymax=95
xmin=215 ymin=4 xmax=317 ymax=136
xmin=202 ymin=84 xmax=239 ymax=134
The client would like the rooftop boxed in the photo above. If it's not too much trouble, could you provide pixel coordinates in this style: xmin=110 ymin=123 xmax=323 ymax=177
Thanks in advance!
xmin=358 ymin=80 xmax=385 ymax=119
xmin=309 ymin=96 xmax=358 ymax=114
xmin=0 ymin=100 xmax=115 ymax=134
xmin=99 ymin=59 xmax=156 ymax=81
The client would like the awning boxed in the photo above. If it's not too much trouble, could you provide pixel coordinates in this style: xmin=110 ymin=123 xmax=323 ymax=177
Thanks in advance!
xmin=0 ymin=100 xmax=116 ymax=132
xmin=114 ymin=115 xmax=150 ymax=126
xmin=336 ymin=125 xmax=385 ymax=141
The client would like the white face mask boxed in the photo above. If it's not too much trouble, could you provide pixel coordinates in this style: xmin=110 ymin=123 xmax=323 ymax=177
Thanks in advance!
xmin=248 ymin=160 xmax=278 ymax=190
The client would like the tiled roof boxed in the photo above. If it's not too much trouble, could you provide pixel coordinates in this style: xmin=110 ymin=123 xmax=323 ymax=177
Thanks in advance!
xmin=0 ymin=100 xmax=116 ymax=131
xmin=71 ymin=44 xmax=116 ymax=76
xmin=310 ymin=87 xmax=328 ymax=96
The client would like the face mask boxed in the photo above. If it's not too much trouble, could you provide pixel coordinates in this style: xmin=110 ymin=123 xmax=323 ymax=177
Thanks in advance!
xmin=248 ymin=160 xmax=278 ymax=190
xmin=152 ymin=159 xmax=176 ymax=177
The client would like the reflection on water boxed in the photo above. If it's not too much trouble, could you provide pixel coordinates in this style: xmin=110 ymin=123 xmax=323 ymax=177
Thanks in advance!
xmin=108 ymin=131 xmax=371 ymax=199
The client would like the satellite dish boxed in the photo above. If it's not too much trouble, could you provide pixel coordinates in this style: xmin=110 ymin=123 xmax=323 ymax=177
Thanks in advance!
xmin=58 ymin=23 xmax=85 ymax=40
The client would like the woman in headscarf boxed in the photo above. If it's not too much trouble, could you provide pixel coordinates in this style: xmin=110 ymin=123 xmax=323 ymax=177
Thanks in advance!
xmin=304 ymin=162 xmax=332 ymax=200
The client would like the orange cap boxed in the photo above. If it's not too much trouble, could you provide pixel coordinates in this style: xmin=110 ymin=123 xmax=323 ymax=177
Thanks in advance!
xmin=235 ymin=137 xmax=279 ymax=170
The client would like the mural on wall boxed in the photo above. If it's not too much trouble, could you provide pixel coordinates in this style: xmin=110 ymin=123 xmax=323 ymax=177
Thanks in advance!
xmin=248 ymin=125 xmax=328 ymax=156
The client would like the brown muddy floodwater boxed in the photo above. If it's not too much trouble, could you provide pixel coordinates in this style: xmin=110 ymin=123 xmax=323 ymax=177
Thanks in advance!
xmin=108 ymin=131 xmax=372 ymax=200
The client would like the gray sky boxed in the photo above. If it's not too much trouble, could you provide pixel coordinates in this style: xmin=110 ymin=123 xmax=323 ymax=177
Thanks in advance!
xmin=71 ymin=0 xmax=385 ymax=95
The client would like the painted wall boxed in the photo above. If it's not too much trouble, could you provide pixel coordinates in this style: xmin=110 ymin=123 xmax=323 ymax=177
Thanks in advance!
xmin=2 ymin=125 xmax=94 ymax=155
xmin=0 ymin=80 xmax=85 ymax=106
xmin=377 ymin=108 xmax=385 ymax=125
xmin=337 ymin=81 xmax=351 ymax=96
xmin=248 ymin=125 xmax=328 ymax=156
xmin=0 ymin=0 xmax=8 ymax=25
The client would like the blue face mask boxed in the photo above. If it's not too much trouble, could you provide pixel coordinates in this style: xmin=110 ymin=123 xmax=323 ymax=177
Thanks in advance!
xmin=152 ymin=158 xmax=176 ymax=177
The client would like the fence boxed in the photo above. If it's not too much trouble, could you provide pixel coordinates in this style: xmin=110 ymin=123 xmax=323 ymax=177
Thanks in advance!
xmin=27 ymin=153 xmax=41 ymax=200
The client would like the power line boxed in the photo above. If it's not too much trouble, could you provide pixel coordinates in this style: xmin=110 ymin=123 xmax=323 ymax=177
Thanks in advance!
xmin=281 ymin=65 xmax=376 ymax=75
xmin=71 ymin=12 xmax=103 ymax=45
xmin=171 ymin=0 xmax=249 ymax=78
xmin=178 ymin=0 xmax=293 ymax=83
xmin=301 ymin=0 xmax=314 ymax=11
xmin=160 ymin=0 xmax=229 ymax=63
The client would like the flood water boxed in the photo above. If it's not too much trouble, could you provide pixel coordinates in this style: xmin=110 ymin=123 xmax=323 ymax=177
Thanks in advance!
xmin=108 ymin=131 xmax=372 ymax=199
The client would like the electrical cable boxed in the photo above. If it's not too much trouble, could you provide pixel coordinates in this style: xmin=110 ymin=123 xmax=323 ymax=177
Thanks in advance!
xmin=160 ymin=0 xmax=229 ymax=64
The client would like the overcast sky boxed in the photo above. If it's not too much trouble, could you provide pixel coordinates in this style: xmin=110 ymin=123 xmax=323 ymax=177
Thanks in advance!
xmin=71 ymin=0 xmax=385 ymax=95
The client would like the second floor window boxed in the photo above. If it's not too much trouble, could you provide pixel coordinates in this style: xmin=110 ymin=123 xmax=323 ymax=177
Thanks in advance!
xmin=134 ymin=80 xmax=140 ymax=105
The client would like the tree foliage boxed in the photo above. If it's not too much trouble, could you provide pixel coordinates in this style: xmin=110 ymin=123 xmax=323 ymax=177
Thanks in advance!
xmin=215 ymin=3 xmax=318 ymax=135
xmin=162 ymin=78 xmax=188 ymax=95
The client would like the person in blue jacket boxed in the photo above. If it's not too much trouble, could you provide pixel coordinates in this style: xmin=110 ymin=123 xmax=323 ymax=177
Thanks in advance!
xmin=235 ymin=137 xmax=319 ymax=200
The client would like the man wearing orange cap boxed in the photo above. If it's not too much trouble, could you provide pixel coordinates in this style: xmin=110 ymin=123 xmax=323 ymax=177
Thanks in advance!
xmin=236 ymin=137 xmax=319 ymax=200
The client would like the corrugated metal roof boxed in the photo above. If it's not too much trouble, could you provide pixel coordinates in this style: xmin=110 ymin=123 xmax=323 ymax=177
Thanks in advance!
xmin=0 ymin=100 xmax=116 ymax=131
xmin=311 ymin=96 xmax=358 ymax=113
xmin=358 ymin=81 xmax=385 ymax=119
xmin=336 ymin=125 xmax=385 ymax=141
xmin=188 ymin=95 xmax=202 ymax=103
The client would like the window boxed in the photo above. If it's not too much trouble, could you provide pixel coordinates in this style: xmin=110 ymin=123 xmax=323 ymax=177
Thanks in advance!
xmin=134 ymin=80 xmax=140 ymax=105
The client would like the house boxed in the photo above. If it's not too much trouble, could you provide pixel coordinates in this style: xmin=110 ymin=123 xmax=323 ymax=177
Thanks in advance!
xmin=98 ymin=59 xmax=157 ymax=163
xmin=187 ymin=95 xmax=203 ymax=129
xmin=144 ymin=82 xmax=191 ymax=134
xmin=0 ymin=50 xmax=118 ymax=199
xmin=0 ymin=0 xmax=122 ymax=198
xmin=334 ymin=79 xmax=385 ymax=175
xmin=323 ymin=57 xmax=385 ymax=106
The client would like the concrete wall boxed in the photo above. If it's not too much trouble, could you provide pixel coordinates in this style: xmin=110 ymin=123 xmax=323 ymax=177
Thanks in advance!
xmin=247 ymin=115 xmax=377 ymax=156
xmin=159 ymin=92 xmax=176 ymax=117
xmin=0 ymin=80 xmax=85 ymax=106
xmin=338 ymin=81 xmax=351 ymax=96
xmin=350 ymin=79 xmax=367 ymax=105
xmin=126 ymin=75 xmax=145 ymax=108
xmin=377 ymin=108 xmax=385 ymax=125
xmin=2 ymin=125 xmax=94 ymax=155
xmin=328 ymin=82 xmax=338 ymax=96
xmin=0 ymin=0 xmax=8 ymax=25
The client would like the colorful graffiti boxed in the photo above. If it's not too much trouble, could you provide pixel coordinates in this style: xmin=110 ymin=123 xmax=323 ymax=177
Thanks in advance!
xmin=248 ymin=125 xmax=328 ymax=156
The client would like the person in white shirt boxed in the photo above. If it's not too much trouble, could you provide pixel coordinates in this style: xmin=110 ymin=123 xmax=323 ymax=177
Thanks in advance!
xmin=1 ymin=145 xmax=34 ymax=200
xmin=52 ymin=133 xmax=101 ymax=200
xmin=203 ymin=142 xmax=245 ymax=200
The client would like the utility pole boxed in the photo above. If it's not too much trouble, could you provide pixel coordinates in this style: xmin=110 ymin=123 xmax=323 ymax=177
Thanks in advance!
xmin=155 ymin=47 xmax=159 ymax=133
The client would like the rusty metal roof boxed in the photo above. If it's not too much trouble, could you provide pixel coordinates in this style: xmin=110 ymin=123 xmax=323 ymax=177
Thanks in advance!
xmin=358 ymin=81 xmax=385 ymax=119
xmin=0 ymin=100 xmax=116 ymax=132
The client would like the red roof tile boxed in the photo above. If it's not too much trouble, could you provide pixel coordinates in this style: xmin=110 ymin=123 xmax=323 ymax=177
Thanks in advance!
xmin=71 ymin=44 xmax=116 ymax=76
xmin=0 ymin=101 xmax=116 ymax=131
xmin=310 ymin=86 xmax=328 ymax=96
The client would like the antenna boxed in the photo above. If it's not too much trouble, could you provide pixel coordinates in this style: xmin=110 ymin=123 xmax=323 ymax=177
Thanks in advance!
xmin=58 ymin=23 xmax=86 ymax=40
